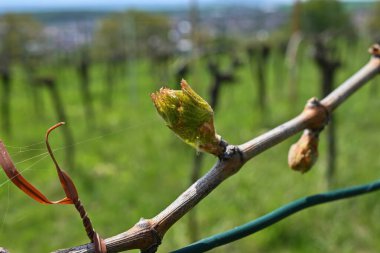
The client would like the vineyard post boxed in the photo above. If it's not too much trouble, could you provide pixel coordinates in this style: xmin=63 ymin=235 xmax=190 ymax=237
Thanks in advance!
xmin=286 ymin=0 xmax=302 ymax=106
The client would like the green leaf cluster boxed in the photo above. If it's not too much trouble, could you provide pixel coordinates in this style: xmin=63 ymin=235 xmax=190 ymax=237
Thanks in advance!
xmin=151 ymin=80 xmax=223 ymax=156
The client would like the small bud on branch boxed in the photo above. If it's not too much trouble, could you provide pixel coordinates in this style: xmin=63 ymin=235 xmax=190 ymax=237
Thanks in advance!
xmin=287 ymin=98 xmax=328 ymax=173
xmin=151 ymin=79 xmax=224 ymax=156
xmin=369 ymin=44 xmax=380 ymax=57
xmin=288 ymin=130 xmax=319 ymax=173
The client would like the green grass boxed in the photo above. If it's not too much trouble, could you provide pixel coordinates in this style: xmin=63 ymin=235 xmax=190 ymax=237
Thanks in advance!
xmin=1 ymin=40 xmax=380 ymax=253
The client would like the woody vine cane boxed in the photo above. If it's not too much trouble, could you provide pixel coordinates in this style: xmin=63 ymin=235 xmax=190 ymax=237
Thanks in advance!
xmin=0 ymin=123 xmax=107 ymax=253
xmin=1 ymin=44 xmax=380 ymax=253
xmin=57 ymin=44 xmax=380 ymax=252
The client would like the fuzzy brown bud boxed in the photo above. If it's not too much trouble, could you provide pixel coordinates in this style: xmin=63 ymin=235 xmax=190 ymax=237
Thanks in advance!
xmin=288 ymin=130 xmax=319 ymax=173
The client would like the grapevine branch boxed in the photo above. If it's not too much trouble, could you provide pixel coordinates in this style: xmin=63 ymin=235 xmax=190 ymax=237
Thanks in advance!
xmin=27 ymin=45 xmax=380 ymax=252
xmin=173 ymin=178 xmax=380 ymax=252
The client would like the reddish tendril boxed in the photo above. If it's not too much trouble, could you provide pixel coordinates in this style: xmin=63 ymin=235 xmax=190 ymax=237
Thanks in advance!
xmin=0 ymin=122 xmax=107 ymax=253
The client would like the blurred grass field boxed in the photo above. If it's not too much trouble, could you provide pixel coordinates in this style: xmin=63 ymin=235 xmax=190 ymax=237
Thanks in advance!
xmin=1 ymin=40 xmax=380 ymax=253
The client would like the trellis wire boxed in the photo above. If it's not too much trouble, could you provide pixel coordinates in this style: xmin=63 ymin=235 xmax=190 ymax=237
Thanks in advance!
xmin=173 ymin=179 xmax=380 ymax=253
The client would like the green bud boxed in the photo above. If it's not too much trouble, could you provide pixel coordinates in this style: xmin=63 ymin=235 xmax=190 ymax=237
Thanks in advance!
xmin=151 ymin=79 xmax=223 ymax=156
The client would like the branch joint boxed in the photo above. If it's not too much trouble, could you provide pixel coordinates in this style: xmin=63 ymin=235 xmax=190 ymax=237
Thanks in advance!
xmin=141 ymin=227 xmax=162 ymax=253
xmin=219 ymin=144 xmax=244 ymax=164
xmin=136 ymin=219 xmax=162 ymax=253
xmin=369 ymin=43 xmax=380 ymax=58
xmin=303 ymin=97 xmax=329 ymax=132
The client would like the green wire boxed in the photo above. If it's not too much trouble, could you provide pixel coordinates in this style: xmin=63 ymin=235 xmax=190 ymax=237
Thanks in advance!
xmin=172 ymin=179 xmax=380 ymax=253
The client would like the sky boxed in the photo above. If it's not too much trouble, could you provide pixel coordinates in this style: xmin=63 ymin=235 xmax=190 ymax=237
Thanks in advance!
xmin=0 ymin=0 xmax=374 ymax=13
xmin=0 ymin=0 xmax=294 ymax=12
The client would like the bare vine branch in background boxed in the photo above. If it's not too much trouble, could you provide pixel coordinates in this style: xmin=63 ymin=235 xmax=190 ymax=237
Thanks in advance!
xmin=312 ymin=38 xmax=341 ymax=188
xmin=2 ymin=45 xmax=379 ymax=253
xmin=0 ymin=59 xmax=11 ymax=137
xmin=36 ymin=76 xmax=76 ymax=170
xmin=247 ymin=42 xmax=271 ymax=117
xmin=77 ymin=50 xmax=96 ymax=129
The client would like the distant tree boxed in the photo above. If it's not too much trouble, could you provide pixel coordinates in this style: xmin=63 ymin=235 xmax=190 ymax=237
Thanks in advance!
xmin=300 ymin=0 xmax=354 ymax=39
xmin=0 ymin=14 xmax=43 ymax=63
xmin=367 ymin=1 xmax=380 ymax=41
xmin=92 ymin=13 xmax=128 ymax=62
xmin=93 ymin=10 xmax=172 ymax=61
xmin=0 ymin=14 xmax=43 ymax=136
